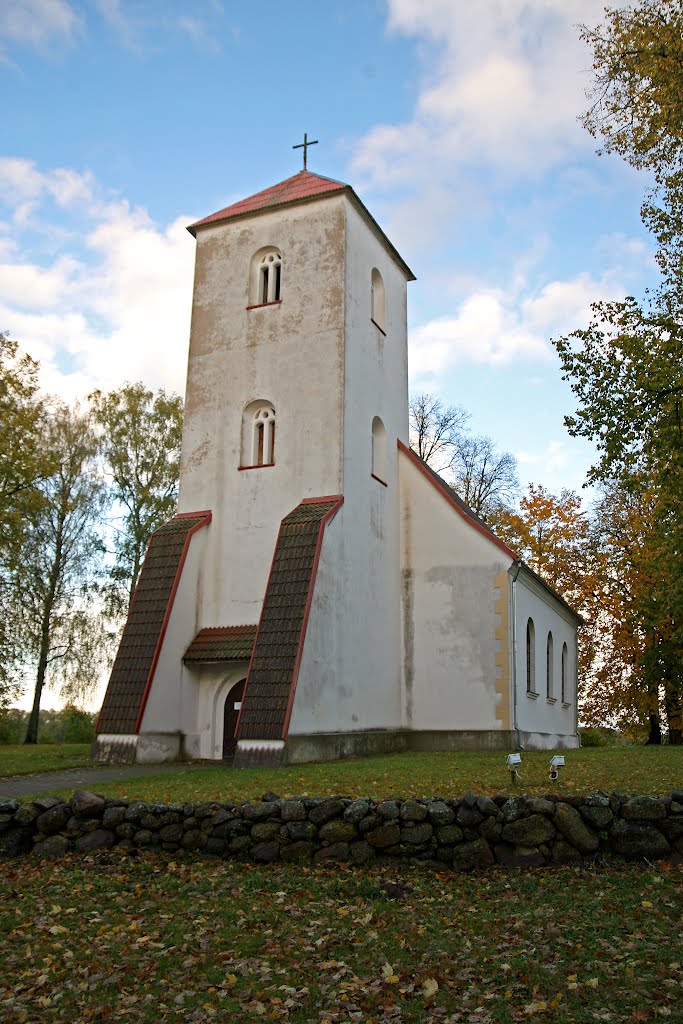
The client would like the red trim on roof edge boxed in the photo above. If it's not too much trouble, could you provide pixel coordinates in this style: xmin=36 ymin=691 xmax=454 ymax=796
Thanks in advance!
xmin=134 ymin=511 xmax=212 ymax=733
xmin=300 ymin=494 xmax=343 ymax=504
xmin=397 ymin=440 xmax=517 ymax=560
xmin=282 ymin=496 xmax=344 ymax=739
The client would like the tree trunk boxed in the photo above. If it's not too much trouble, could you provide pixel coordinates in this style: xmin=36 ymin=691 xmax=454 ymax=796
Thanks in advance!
xmin=664 ymin=681 xmax=683 ymax=745
xmin=645 ymin=714 xmax=662 ymax=745
xmin=24 ymin=521 xmax=64 ymax=745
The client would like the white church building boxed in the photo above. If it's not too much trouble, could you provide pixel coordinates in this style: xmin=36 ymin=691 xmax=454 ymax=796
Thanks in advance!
xmin=94 ymin=166 xmax=581 ymax=767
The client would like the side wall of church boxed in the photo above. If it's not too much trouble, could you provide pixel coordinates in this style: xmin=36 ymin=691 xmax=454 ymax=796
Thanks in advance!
xmin=399 ymin=451 xmax=513 ymax=732
xmin=513 ymin=570 xmax=579 ymax=747
xmin=177 ymin=196 xmax=347 ymax=630
xmin=287 ymin=202 xmax=410 ymax=737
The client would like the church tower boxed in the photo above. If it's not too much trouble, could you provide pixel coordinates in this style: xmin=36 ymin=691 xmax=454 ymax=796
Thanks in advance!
xmin=95 ymin=166 xmax=416 ymax=766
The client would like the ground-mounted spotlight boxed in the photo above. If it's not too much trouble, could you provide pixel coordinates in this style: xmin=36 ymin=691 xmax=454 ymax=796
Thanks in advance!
xmin=549 ymin=754 xmax=565 ymax=781
xmin=506 ymin=752 xmax=522 ymax=784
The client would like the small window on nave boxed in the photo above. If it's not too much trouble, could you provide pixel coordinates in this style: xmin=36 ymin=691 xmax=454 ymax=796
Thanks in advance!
xmin=526 ymin=618 xmax=536 ymax=694
xmin=240 ymin=400 xmax=275 ymax=468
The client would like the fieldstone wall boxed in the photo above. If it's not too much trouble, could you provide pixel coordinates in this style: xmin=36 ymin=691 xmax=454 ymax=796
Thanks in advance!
xmin=1 ymin=790 xmax=682 ymax=867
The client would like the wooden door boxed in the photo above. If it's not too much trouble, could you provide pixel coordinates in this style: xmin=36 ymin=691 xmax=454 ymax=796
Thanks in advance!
xmin=222 ymin=678 xmax=246 ymax=761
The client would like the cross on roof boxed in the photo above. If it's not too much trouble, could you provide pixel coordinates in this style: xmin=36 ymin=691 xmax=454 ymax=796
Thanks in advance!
xmin=293 ymin=132 xmax=318 ymax=170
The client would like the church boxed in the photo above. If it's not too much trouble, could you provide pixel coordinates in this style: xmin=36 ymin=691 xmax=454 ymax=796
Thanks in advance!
xmin=94 ymin=158 xmax=581 ymax=767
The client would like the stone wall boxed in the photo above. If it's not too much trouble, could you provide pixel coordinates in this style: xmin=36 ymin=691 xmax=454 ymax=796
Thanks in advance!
xmin=1 ymin=790 xmax=682 ymax=867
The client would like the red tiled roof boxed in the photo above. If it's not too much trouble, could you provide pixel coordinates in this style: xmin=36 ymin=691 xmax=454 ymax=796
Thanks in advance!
xmin=188 ymin=170 xmax=347 ymax=234
xmin=96 ymin=511 xmax=211 ymax=736
xmin=236 ymin=496 xmax=343 ymax=742
xmin=184 ymin=625 xmax=257 ymax=663
xmin=187 ymin=169 xmax=416 ymax=280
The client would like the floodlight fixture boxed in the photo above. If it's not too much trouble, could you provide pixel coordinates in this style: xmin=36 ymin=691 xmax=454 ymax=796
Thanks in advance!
xmin=549 ymin=754 xmax=565 ymax=781
xmin=506 ymin=752 xmax=522 ymax=783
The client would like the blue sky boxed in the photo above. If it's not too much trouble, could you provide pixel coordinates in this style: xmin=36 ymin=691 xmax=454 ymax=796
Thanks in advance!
xmin=1 ymin=0 xmax=657 ymax=497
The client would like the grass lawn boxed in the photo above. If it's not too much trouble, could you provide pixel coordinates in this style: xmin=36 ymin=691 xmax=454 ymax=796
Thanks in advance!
xmin=0 ymin=852 xmax=680 ymax=1023
xmin=28 ymin=745 xmax=683 ymax=803
xmin=0 ymin=744 xmax=92 ymax=778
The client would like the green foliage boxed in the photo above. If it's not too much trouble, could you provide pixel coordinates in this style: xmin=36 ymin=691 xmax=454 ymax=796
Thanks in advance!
xmin=0 ymin=855 xmax=680 ymax=1022
xmin=17 ymin=402 xmax=109 ymax=743
xmin=90 ymin=382 xmax=183 ymax=617
xmin=579 ymin=726 xmax=612 ymax=747
xmin=553 ymin=1 xmax=683 ymax=743
xmin=0 ymin=332 xmax=56 ymax=698
xmin=581 ymin=0 xmax=683 ymax=176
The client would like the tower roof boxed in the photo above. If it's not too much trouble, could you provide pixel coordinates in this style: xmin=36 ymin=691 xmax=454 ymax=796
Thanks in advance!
xmin=188 ymin=169 xmax=415 ymax=281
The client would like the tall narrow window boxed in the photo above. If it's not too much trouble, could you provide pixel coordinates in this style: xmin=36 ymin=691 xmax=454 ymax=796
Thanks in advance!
xmin=249 ymin=247 xmax=282 ymax=307
xmin=241 ymin=400 xmax=275 ymax=468
xmin=561 ymin=643 xmax=568 ymax=703
xmin=372 ymin=416 xmax=387 ymax=483
xmin=546 ymin=631 xmax=554 ymax=699
xmin=371 ymin=268 xmax=385 ymax=331
xmin=526 ymin=618 xmax=535 ymax=693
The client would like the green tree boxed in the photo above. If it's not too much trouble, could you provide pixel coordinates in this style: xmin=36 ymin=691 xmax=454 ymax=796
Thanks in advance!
xmin=552 ymin=0 xmax=683 ymax=741
xmin=20 ymin=402 xmax=107 ymax=744
xmin=0 ymin=332 xmax=55 ymax=699
xmin=90 ymin=383 xmax=183 ymax=617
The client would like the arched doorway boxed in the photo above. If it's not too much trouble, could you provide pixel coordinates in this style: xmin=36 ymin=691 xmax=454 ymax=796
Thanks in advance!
xmin=222 ymin=678 xmax=246 ymax=762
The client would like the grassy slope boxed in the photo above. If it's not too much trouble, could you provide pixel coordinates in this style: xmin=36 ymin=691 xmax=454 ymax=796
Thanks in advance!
xmin=0 ymin=854 xmax=680 ymax=1023
xmin=24 ymin=746 xmax=683 ymax=802
xmin=0 ymin=744 xmax=92 ymax=778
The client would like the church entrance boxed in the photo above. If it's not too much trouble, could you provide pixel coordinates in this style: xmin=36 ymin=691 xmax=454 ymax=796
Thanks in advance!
xmin=222 ymin=678 xmax=246 ymax=762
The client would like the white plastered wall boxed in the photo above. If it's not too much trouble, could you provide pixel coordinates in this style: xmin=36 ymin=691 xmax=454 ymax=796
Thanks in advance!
xmin=512 ymin=566 xmax=579 ymax=747
xmin=178 ymin=196 xmax=347 ymax=630
xmin=288 ymin=198 xmax=411 ymax=736
xmin=399 ymin=450 xmax=514 ymax=732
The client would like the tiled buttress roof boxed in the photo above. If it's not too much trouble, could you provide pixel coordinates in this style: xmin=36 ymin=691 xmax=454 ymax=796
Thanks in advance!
xmin=184 ymin=625 xmax=257 ymax=663
xmin=96 ymin=512 xmax=211 ymax=735
xmin=236 ymin=497 xmax=343 ymax=742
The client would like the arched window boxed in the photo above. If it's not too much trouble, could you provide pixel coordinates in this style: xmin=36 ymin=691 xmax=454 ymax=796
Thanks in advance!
xmin=546 ymin=631 xmax=554 ymax=699
xmin=561 ymin=643 xmax=568 ymax=703
xmin=248 ymin=247 xmax=282 ymax=307
xmin=372 ymin=416 xmax=387 ymax=483
xmin=526 ymin=618 xmax=535 ymax=694
xmin=241 ymin=400 xmax=275 ymax=468
xmin=371 ymin=268 xmax=385 ymax=331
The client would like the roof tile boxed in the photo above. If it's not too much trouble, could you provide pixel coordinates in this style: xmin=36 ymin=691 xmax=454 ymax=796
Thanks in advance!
xmin=97 ymin=512 xmax=211 ymax=735
xmin=184 ymin=625 xmax=257 ymax=664
xmin=237 ymin=497 xmax=343 ymax=741
xmin=188 ymin=170 xmax=346 ymax=233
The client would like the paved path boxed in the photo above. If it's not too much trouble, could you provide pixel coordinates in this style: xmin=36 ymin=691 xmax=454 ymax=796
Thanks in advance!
xmin=0 ymin=762 xmax=210 ymax=799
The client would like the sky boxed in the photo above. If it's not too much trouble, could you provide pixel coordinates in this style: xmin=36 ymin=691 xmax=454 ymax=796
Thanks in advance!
xmin=1 ymin=0 xmax=657 ymax=502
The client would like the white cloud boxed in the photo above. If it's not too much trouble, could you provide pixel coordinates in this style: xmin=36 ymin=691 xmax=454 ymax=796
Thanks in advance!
xmin=0 ymin=159 xmax=196 ymax=401
xmin=0 ymin=0 xmax=80 ymax=55
xmin=353 ymin=0 xmax=600 ymax=195
xmin=408 ymin=268 xmax=626 ymax=381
